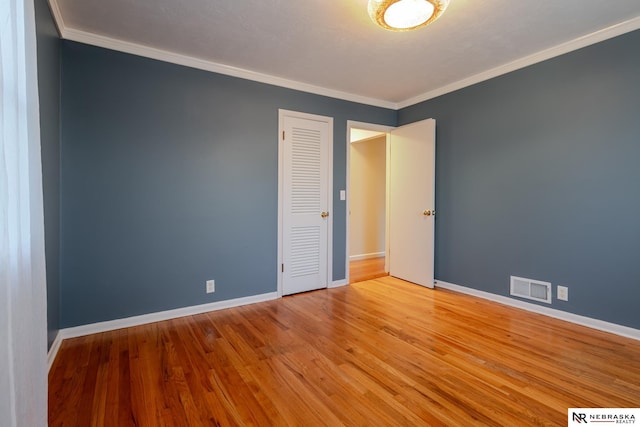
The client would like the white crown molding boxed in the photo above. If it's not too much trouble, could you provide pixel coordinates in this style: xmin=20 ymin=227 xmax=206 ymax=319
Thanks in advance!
xmin=436 ymin=280 xmax=640 ymax=342
xmin=59 ymin=291 xmax=278 ymax=340
xmin=55 ymin=27 xmax=397 ymax=109
xmin=397 ymin=15 xmax=640 ymax=109
xmin=46 ymin=0 xmax=65 ymax=37
xmin=48 ymin=0 xmax=640 ymax=111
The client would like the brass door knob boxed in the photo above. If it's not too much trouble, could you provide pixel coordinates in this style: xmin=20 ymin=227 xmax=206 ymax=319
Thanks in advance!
xmin=321 ymin=211 xmax=330 ymax=218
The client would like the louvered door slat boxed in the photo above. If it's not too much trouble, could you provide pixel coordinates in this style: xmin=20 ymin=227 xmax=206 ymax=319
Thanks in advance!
xmin=291 ymin=126 xmax=322 ymax=215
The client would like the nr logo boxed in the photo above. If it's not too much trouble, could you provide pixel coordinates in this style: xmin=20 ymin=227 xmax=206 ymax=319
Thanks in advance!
xmin=573 ymin=412 xmax=588 ymax=423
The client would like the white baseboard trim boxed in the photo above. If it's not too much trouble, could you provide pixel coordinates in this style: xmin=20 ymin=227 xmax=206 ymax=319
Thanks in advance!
xmin=59 ymin=292 xmax=279 ymax=340
xmin=329 ymin=279 xmax=349 ymax=288
xmin=47 ymin=332 xmax=63 ymax=373
xmin=435 ymin=280 xmax=640 ymax=341
xmin=349 ymin=252 xmax=385 ymax=261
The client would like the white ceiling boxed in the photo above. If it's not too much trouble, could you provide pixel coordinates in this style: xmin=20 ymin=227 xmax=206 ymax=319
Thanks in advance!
xmin=50 ymin=0 xmax=640 ymax=109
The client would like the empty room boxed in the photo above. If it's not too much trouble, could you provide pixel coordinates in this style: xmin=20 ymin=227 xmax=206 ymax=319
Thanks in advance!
xmin=3 ymin=0 xmax=640 ymax=426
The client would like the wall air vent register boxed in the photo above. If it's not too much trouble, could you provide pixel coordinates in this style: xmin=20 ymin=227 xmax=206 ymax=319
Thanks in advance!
xmin=510 ymin=276 xmax=552 ymax=304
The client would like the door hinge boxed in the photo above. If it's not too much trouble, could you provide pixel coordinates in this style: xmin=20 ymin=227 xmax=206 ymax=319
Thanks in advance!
xmin=281 ymin=263 xmax=284 ymax=273
xmin=282 ymin=131 xmax=285 ymax=140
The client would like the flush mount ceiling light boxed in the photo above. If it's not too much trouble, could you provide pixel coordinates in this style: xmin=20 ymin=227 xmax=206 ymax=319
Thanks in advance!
xmin=368 ymin=0 xmax=449 ymax=31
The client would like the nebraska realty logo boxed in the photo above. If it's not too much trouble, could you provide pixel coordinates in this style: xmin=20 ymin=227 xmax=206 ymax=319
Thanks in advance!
xmin=569 ymin=408 xmax=639 ymax=425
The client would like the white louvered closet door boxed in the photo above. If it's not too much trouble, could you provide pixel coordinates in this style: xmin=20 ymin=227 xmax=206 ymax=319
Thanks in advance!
xmin=282 ymin=115 xmax=331 ymax=295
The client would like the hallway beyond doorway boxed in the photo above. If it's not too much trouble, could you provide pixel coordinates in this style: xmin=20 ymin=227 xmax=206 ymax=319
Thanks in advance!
xmin=349 ymin=256 xmax=387 ymax=284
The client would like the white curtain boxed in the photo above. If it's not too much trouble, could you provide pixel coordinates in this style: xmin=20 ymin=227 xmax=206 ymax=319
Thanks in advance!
xmin=1 ymin=0 xmax=48 ymax=425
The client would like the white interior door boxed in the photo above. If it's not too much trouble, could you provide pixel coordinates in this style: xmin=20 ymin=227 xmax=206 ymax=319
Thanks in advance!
xmin=389 ymin=119 xmax=436 ymax=288
xmin=280 ymin=111 xmax=332 ymax=295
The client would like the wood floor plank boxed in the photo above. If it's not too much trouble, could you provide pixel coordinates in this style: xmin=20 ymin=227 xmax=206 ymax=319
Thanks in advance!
xmin=350 ymin=256 xmax=387 ymax=284
xmin=49 ymin=277 xmax=640 ymax=426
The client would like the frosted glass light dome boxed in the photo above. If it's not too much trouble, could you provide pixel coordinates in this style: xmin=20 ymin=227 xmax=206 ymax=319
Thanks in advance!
xmin=368 ymin=0 xmax=449 ymax=31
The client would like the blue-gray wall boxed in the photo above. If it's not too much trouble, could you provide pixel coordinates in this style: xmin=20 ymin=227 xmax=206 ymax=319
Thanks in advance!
xmin=59 ymin=30 xmax=640 ymax=330
xmin=399 ymin=30 xmax=640 ymax=329
xmin=34 ymin=0 xmax=61 ymax=348
xmin=60 ymin=41 xmax=396 ymax=327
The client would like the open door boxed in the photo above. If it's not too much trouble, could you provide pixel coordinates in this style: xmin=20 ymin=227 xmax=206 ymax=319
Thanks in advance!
xmin=389 ymin=119 xmax=436 ymax=288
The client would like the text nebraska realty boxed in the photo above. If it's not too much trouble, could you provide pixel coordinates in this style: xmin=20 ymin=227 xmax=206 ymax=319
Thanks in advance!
xmin=574 ymin=412 xmax=636 ymax=424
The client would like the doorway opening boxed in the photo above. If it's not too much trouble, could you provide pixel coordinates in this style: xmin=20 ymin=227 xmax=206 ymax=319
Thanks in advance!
xmin=347 ymin=122 xmax=392 ymax=284
xmin=346 ymin=118 xmax=436 ymax=288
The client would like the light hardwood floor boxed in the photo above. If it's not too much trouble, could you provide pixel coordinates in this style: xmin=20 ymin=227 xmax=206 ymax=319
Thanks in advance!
xmin=49 ymin=277 xmax=640 ymax=426
xmin=349 ymin=256 xmax=388 ymax=284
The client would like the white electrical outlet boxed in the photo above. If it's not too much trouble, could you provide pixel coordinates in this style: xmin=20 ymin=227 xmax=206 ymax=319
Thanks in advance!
xmin=557 ymin=285 xmax=568 ymax=301
xmin=206 ymin=280 xmax=215 ymax=294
